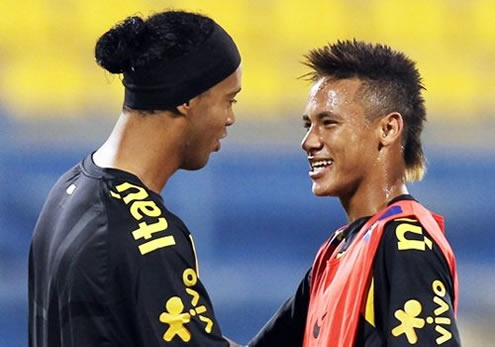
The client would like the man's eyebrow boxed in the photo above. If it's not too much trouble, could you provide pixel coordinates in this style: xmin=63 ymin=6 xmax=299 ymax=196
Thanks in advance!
xmin=228 ymin=88 xmax=242 ymax=96
xmin=302 ymin=111 xmax=342 ymax=121
xmin=316 ymin=111 xmax=342 ymax=120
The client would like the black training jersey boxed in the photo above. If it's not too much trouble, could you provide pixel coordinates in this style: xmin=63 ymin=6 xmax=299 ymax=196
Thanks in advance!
xmin=29 ymin=154 xmax=228 ymax=347
xmin=250 ymin=195 xmax=460 ymax=347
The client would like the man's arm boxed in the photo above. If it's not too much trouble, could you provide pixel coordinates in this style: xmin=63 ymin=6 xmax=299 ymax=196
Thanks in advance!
xmin=249 ymin=268 xmax=311 ymax=347
xmin=105 ymin=188 xmax=230 ymax=346
xmin=129 ymin=249 xmax=230 ymax=346
xmin=369 ymin=218 xmax=461 ymax=346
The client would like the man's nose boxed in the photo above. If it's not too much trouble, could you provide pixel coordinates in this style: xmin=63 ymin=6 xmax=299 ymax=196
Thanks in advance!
xmin=301 ymin=125 xmax=321 ymax=153
xmin=226 ymin=112 xmax=235 ymax=126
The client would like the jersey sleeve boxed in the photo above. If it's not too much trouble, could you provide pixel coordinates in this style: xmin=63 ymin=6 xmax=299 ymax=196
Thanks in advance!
xmin=129 ymin=238 xmax=228 ymax=347
xmin=249 ymin=268 xmax=311 ymax=347
xmin=368 ymin=218 xmax=461 ymax=346
xmin=104 ymin=180 xmax=229 ymax=347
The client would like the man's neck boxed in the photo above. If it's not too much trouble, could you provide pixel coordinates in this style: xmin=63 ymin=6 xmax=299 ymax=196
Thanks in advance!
xmin=340 ymin=180 xmax=409 ymax=223
xmin=93 ymin=111 xmax=186 ymax=194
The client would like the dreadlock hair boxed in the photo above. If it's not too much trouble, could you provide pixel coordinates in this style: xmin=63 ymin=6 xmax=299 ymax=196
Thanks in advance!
xmin=303 ymin=39 xmax=426 ymax=182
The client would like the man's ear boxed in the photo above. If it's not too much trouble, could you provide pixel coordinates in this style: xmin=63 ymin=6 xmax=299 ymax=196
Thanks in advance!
xmin=176 ymin=101 xmax=191 ymax=116
xmin=378 ymin=112 xmax=404 ymax=147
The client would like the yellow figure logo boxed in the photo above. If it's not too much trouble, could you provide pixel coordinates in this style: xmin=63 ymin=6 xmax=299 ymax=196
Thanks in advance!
xmin=159 ymin=268 xmax=215 ymax=342
xmin=392 ymin=299 xmax=425 ymax=344
xmin=159 ymin=297 xmax=191 ymax=342
xmin=391 ymin=280 xmax=453 ymax=345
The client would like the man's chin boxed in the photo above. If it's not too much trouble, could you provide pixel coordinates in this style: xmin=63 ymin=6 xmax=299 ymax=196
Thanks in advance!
xmin=312 ymin=187 xmax=329 ymax=197
xmin=182 ymin=157 xmax=210 ymax=171
xmin=312 ymin=183 xmax=336 ymax=197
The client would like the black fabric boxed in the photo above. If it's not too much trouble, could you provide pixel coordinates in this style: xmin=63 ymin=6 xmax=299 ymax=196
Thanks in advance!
xmin=29 ymin=154 xmax=229 ymax=347
xmin=123 ymin=21 xmax=241 ymax=110
xmin=249 ymin=195 xmax=460 ymax=347
xmin=338 ymin=195 xmax=416 ymax=255
xmin=354 ymin=219 xmax=460 ymax=346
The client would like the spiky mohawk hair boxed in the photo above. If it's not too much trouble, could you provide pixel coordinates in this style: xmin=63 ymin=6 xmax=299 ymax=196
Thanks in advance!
xmin=304 ymin=40 xmax=427 ymax=182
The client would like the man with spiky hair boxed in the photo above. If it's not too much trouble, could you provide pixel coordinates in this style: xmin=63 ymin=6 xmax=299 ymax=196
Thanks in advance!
xmin=250 ymin=40 xmax=461 ymax=346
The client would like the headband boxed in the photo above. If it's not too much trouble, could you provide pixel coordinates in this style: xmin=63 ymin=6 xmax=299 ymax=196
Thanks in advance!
xmin=122 ymin=22 xmax=241 ymax=110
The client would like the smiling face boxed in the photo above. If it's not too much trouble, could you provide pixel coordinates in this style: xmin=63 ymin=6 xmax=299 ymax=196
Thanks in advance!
xmin=301 ymin=77 xmax=382 ymax=198
xmin=180 ymin=66 xmax=242 ymax=170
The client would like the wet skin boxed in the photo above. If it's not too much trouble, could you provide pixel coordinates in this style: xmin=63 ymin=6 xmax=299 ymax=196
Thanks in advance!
xmin=302 ymin=77 xmax=408 ymax=222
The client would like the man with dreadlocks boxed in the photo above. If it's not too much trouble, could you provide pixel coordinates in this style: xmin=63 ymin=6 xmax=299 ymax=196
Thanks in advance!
xmin=249 ymin=40 xmax=460 ymax=347
xmin=29 ymin=10 xmax=242 ymax=347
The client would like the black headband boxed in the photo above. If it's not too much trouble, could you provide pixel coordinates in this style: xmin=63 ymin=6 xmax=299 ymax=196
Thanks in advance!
xmin=122 ymin=22 xmax=241 ymax=110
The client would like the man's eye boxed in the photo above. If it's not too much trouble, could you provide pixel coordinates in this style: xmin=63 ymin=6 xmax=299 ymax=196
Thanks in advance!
xmin=323 ymin=120 xmax=337 ymax=126
xmin=303 ymin=122 xmax=311 ymax=130
xmin=230 ymin=99 xmax=238 ymax=104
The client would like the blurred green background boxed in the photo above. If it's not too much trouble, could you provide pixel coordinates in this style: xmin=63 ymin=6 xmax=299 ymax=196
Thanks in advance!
xmin=1 ymin=1 xmax=494 ymax=346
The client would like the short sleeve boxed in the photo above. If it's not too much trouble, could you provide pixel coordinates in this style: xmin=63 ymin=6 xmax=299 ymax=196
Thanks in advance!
xmin=371 ymin=218 xmax=461 ymax=346
xmin=130 ymin=244 xmax=228 ymax=346
xmin=104 ymin=179 xmax=229 ymax=346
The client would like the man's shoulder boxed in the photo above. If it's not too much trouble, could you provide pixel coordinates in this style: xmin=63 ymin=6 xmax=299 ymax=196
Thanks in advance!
xmin=381 ymin=216 xmax=436 ymax=253
xmin=377 ymin=216 xmax=453 ymax=282
xmin=102 ymin=178 xmax=190 ymax=259
xmin=44 ymin=160 xmax=85 ymax=199
xmin=102 ymin=178 xmax=170 ymax=226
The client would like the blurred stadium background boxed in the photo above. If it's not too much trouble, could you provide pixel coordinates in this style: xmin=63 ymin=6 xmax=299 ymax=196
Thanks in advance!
xmin=1 ymin=0 xmax=494 ymax=346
